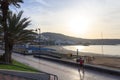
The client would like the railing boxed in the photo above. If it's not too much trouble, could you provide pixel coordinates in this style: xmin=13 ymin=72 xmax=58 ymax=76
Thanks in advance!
xmin=39 ymin=71 xmax=58 ymax=80
xmin=49 ymin=74 xmax=58 ymax=80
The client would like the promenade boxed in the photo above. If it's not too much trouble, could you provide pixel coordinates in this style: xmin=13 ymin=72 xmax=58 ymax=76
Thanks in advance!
xmin=0 ymin=50 xmax=58 ymax=80
xmin=13 ymin=53 xmax=120 ymax=80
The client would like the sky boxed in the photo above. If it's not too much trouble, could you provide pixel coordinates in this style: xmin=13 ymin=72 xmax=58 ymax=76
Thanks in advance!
xmin=12 ymin=0 xmax=120 ymax=39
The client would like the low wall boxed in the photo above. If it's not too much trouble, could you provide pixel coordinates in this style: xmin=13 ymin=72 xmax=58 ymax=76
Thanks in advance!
xmin=0 ymin=69 xmax=50 ymax=80
xmin=34 ymin=55 xmax=120 ymax=76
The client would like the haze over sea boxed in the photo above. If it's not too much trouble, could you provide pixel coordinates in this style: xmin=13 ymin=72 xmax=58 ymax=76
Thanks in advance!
xmin=63 ymin=45 xmax=120 ymax=57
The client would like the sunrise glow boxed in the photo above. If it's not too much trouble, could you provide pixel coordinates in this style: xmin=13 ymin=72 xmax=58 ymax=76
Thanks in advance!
xmin=68 ymin=14 xmax=93 ymax=35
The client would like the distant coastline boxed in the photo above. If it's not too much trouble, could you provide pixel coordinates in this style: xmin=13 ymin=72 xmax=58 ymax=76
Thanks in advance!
xmin=42 ymin=32 xmax=120 ymax=45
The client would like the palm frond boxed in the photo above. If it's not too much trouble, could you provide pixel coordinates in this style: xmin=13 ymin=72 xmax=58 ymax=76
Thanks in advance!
xmin=6 ymin=11 xmax=34 ymax=44
xmin=9 ymin=0 xmax=23 ymax=8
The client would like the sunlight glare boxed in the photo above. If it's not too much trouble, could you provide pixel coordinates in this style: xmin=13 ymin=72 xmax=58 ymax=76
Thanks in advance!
xmin=75 ymin=46 xmax=85 ymax=51
xmin=68 ymin=15 xmax=92 ymax=34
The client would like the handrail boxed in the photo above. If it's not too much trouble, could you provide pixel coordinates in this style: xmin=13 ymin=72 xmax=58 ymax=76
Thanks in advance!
xmin=49 ymin=74 xmax=58 ymax=80
xmin=38 ymin=71 xmax=58 ymax=80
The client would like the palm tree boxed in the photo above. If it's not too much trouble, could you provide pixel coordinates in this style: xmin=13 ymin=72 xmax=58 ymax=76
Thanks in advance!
xmin=0 ymin=0 xmax=23 ymax=63
xmin=0 ymin=11 xmax=34 ymax=63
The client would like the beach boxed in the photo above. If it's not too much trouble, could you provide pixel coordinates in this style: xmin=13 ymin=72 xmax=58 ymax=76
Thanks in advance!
xmin=44 ymin=46 xmax=120 ymax=69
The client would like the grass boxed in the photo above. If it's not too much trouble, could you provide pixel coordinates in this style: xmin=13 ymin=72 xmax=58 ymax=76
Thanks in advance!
xmin=0 ymin=60 xmax=39 ymax=72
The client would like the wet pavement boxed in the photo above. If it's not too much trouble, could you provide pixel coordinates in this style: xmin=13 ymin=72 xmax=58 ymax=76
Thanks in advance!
xmin=12 ymin=53 xmax=120 ymax=80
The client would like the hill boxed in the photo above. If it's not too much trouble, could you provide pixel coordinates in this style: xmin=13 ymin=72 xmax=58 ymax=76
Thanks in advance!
xmin=42 ymin=32 xmax=120 ymax=45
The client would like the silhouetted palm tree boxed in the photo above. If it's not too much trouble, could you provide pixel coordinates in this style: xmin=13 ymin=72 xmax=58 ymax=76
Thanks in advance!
xmin=0 ymin=11 xmax=34 ymax=63
xmin=0 ymin=0 xmax=23 ymax=63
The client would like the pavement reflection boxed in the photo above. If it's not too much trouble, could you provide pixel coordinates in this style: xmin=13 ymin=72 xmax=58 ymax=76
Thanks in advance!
xmin=13 ymin=53 xmax=119 ymax=80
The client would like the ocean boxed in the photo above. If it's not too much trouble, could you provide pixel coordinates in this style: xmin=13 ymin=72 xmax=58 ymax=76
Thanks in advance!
xmin=63 ymin=45 xmax=120 ymax=57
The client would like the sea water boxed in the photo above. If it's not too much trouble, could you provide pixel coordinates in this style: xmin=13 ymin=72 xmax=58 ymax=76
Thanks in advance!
xmin=63 ymin=45 xmax=120 ymax=57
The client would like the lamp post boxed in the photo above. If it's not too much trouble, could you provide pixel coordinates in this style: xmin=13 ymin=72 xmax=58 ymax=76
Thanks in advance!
xmin=35 ymin=28 xmax=41 ymax=54
xmin=35 ymin=28 xmax=41 ymax=68
xmin=77 ymin=49 xmax=79 ymax=59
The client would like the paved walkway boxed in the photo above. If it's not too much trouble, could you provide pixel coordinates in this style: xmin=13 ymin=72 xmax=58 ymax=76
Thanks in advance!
xmin=34 ymin=55 xmax=120 ymax=75
xmin=13 ymin=53 xmax=120 ymax=80
xmin=0 ymin=49 xmax=119 ymax=80
xmin=0 ymin=50 xmax=58 ymax=80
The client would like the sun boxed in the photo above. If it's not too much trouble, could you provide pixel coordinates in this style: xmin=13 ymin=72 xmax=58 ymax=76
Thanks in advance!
xmin=68 ymin=15 xmax=91 ymax=35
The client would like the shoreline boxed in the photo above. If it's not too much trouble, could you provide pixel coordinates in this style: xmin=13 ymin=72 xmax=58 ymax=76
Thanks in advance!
xmin=44 ymin=45 xmax=120 ymax=57
xmin=44 ymin=46 xmax=120 ymax=69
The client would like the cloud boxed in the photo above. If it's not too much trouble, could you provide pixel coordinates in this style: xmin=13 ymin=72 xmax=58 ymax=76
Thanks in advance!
xmin=34 ymin=0 xmax=50 ymax=7
xmin=15 ymin=0 xmax=120 ymax=38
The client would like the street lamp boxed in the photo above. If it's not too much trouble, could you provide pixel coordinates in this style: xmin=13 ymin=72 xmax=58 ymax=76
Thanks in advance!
xmin=35 ymin=28 xmax=41 ymax=68
xmin=35 ymin=28 xmax=41 ymax=54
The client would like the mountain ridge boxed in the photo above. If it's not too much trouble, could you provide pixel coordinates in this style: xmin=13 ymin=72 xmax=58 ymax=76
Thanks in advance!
xmin=42 ymin=32 xmax=120 ymax=45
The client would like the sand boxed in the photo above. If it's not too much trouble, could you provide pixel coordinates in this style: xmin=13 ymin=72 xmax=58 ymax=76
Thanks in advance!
xmin=91 ymin=56 xmax=120 ymax=69
xmin=44 ymin=46 xmax=120 ymax=69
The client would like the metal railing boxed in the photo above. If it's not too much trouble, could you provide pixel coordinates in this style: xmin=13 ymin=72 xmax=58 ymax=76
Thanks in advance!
xmin=49 ymin=74 xmax=58 ymax=80
xmin=49 ymin=75 xmax=58 ymax=80
xmin=39 ymin=71 xmax=58 ymax=80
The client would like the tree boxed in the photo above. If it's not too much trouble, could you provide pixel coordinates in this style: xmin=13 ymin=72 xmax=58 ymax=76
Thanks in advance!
xmin=0 ymin=0 xmax=23 ymax=63
xmin=0 ymin=11 xmax=34 ymax=63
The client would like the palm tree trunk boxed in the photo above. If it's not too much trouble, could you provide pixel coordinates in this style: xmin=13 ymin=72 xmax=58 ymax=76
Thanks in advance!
xmin=8 ymin=42 xmax=13 ymax=63
xmin=1 ymin=0 xmax=10 ymax=63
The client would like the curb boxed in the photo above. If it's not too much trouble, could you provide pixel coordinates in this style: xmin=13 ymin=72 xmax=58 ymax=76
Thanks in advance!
xmin=34 ymin=55 xmax=120 ymax=76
